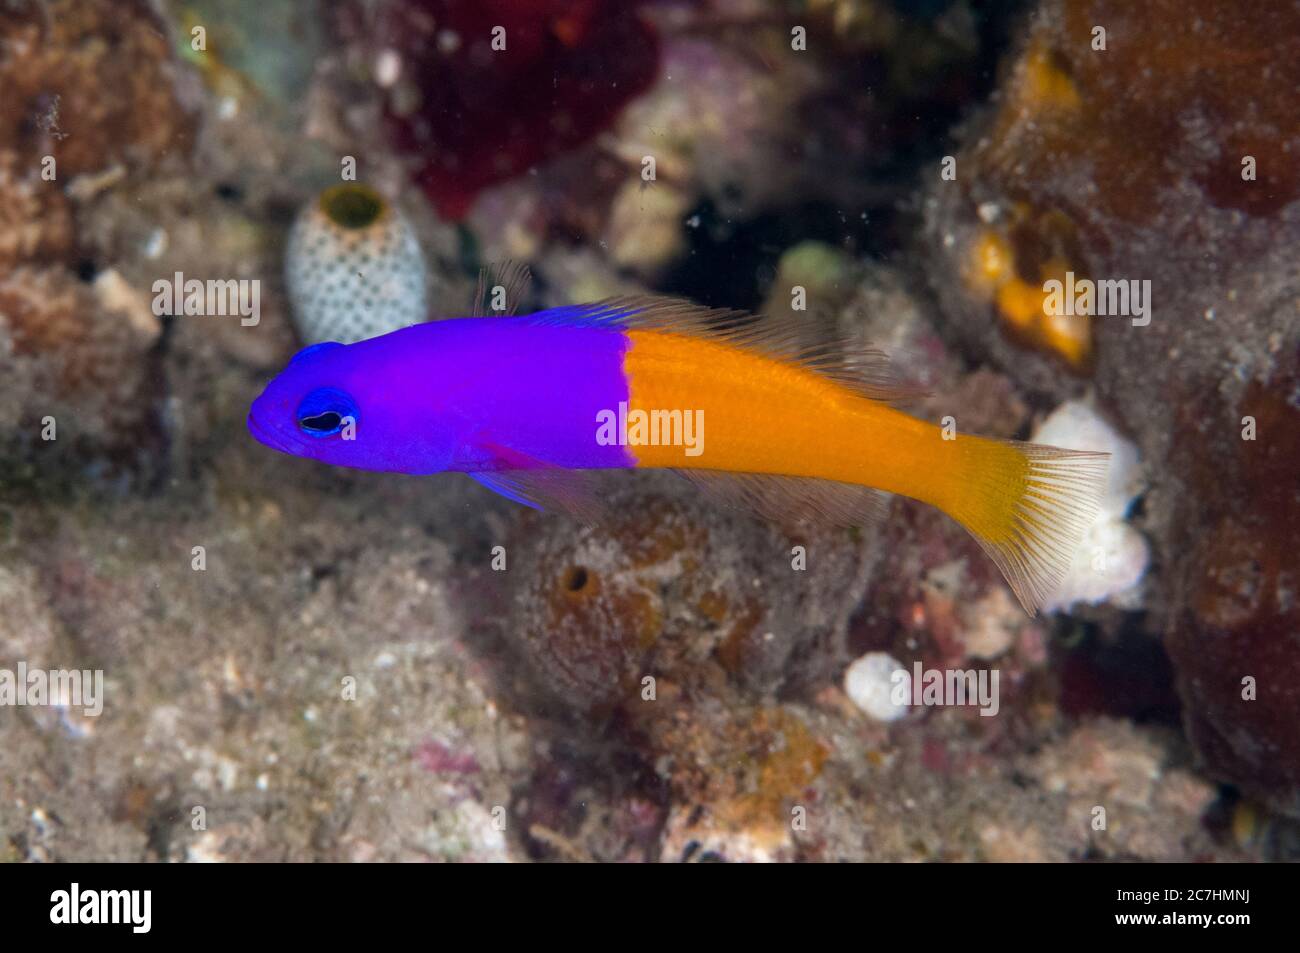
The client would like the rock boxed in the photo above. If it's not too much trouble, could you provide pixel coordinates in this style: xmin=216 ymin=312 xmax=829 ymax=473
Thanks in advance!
xmin=923 ymin=0 xmax=1300 ymax=813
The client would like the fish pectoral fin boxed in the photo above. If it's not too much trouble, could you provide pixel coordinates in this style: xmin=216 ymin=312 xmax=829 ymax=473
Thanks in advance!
xmin=469 ymin=260 xmax=532 ymax=317
xmin=469 ymin=439 xmax=606 ymax=523
xmin=675 ymin=470 xmax=892 ymax=529
xmin=468 ymin=468 xmax=606 ymax=525
xmin=467 ymin=471 xmax=544 ymax=510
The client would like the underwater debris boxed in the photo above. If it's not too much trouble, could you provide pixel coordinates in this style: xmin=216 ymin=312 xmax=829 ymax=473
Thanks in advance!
xmin=177 ymin=0 xmax=326 ymax=112
xmin=284 ymin=183 xmax=428 ymax=344
xmin=604 ymin=179 xmax=694 ymax=278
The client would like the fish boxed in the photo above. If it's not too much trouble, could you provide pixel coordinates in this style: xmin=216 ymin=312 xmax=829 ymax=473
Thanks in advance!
xmin=248 ymin=274 xmax=1108 ymax=614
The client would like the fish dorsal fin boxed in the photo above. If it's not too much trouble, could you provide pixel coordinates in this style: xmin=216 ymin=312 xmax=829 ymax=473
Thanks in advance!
xmin=676 ymin=470 xmax=892 ymax=529
xmin=527 ymin=294 xmax=926 ymax=403
xmin=470 ymin=261 xmax=532 ymax=317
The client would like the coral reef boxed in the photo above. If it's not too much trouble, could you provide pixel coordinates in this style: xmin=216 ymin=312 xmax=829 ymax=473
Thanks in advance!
xmin=504 ymin=486 xmax=874 ymax=708
xmin=0 ymin=152 xmax=74 ymax=270
xmin=0 ymin=0 xmax=195 ymax=476
xmin=923 ymin=0 xmax=1300 ymax=814
xmin=0 ymin=0 xmax=1295 ymax=864
xmin=0 ymin=266 xmax=161 ymax=476
xmin=0 ymin=0 xmax=196 ymax=179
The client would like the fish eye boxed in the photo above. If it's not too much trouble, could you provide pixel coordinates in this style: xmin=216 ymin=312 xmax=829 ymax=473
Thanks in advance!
xmin=299 ymin=410 xmax=343 ymax=434
xmin=296 ymin=387 xmax=358 ymax=438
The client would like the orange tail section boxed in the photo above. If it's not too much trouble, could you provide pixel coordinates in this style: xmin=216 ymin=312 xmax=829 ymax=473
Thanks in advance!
xmin=937 ymin=438 xmax=1109 ymax=614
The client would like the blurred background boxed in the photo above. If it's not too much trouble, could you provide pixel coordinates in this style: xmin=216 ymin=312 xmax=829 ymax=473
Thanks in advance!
xmin=0 ymin=0 xmax=1297 ymax=861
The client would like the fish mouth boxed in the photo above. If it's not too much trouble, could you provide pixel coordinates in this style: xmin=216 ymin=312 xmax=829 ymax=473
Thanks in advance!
xmin=247 ymin=410 xmax=284 ymax=451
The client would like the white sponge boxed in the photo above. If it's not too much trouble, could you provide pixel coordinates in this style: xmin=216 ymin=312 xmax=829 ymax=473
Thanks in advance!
xmin=1032 ymin=400 xmax=1150 ymax=611
xmin=285 ymin=183 xmax=427 ymax=345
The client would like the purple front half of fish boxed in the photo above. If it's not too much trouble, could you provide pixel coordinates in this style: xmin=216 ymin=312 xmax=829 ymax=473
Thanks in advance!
xmin=247 ymin=314 xmax=637 ymax=475
xmin=423 ymin=316 xmax=637 ymax=471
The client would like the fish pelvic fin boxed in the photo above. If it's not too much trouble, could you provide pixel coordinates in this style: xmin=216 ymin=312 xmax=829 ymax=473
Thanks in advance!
xmin=943 ymin=440 xmax=1110 ymax=616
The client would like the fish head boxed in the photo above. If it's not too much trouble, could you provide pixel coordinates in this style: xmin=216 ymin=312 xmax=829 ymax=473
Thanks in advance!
xmin=248 ymin=335 xmax=457 ymax=473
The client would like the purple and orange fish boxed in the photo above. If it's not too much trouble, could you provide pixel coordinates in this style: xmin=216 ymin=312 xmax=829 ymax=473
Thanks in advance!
xmin=249 ymin=271 xmax=1107 ymax=614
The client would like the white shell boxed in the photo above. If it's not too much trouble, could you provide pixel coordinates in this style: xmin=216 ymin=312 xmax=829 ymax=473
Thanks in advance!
xmin=844 ymin=652 xmax=910 ymax=722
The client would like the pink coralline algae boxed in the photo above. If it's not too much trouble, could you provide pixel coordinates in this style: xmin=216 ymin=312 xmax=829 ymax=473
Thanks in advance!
xmin=414 ymin=740 xmax=482 ymax=775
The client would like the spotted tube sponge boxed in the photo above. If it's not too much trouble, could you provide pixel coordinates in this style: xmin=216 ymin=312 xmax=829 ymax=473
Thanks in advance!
xmin=1031 ymin=400 xmax=1149 ymax=612
xmin=284 ymin=183 xmax=427 ymax=344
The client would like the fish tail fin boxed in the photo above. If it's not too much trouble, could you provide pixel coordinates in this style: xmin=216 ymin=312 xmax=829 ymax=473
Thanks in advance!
xmin=942 ymin=439 xmax=1109 ymax=615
